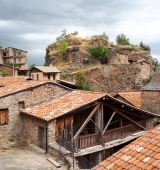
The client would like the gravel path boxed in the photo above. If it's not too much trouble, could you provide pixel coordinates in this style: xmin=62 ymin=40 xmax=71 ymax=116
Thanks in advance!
xmin=0 ymin=143 xmax=67 ymax=170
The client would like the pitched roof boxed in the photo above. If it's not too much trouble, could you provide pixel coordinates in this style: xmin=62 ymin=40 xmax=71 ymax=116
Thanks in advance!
xmin=21 ymin=90 xmax=107 ymax=121
xmin=93 ymin=125 xmax=160 ymax=170
xmin=116 ymin=92 xmax=141 ymax=108
xmin=141 ymin=65 xmax=160 ymax=90
xmin=0 ymin=76 xmax=28 ymax=87
xmin=21 ymin=89 xmax=158 ymax=122
xmin=0 ymin=80 xmax=51 ymax=98
xmin=32 ymin=66 xmax=61 ymax=73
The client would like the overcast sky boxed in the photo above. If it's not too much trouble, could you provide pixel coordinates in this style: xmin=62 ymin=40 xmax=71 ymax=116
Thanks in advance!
xmin=0 ymin=0 xmax=160 ymax=66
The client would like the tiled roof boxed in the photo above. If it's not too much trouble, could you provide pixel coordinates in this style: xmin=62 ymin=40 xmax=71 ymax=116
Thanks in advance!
xmin=0 ymin=80 xmax=49 ymax=98
xmin=117 ymin=92 xmax=141 ymax=108
xmin=21 ymin=90 xmax=107 ymax=121
xmin=141 ymin=65 xmax=160 ymax=90
xmin=33 ymin=66 xmax=61 ymax=73
xmin=93 ymin=125 xmax=160 ymax=170
xmin=0 ymin=76 xmax=28 ymax=87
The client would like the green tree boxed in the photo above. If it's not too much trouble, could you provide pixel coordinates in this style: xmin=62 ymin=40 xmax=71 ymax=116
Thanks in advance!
xmin=0 ymin=70 xmax=9 ymax=77
xmin=75 ymin=72 xmax=91 ymax=91
xmin=56 ymin=29 xmax=67 ymax=41
xmin=56 ymin=40 xmax=69 ymax=57
xmin=116 ymin=33 xmax=130 ymax=45
xmin=0 ymin=43 xmax=2 ymax=50
xmin=4 ymin=61 xmax=19 ymax=67
xmin=89 ymin=45 xmax=109 ymax=64
xmin=29 ymin=64 xmax=36 ymax=70
xmin=139 ymin=41 xmax=151 ymax=51
xmin=44 ymin=61 xmax=50 ymax=66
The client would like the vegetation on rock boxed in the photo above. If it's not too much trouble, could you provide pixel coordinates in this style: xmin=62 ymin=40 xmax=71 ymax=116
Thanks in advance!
xmin=75 ymin=72 xmax=91 ymax=91
xmin=56 ymin=40 xmax=69 ymax=57
xmin=44 ymin=61 xmax=50 ymax=66
xmin=0 ymin=43 xmax=2 ymax=50
xmin=116 ymin=33 xmax=130 ymax=45
xmin=139 ymin=41 xmax=151 ymax=51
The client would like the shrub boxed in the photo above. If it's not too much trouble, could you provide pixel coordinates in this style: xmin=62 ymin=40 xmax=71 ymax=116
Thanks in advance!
xmin=1 ymin=70 xmax=9 ymax=77
xmin=139 ymin=41 xmax=151 ymax=51
xmin=75 ymin=72 xmax=91 ymax=91
xmin=89 ymin=45 xmax=109 ymax=64
xmin=61 ymin=73 xmax=71 ymax=78
xmin=44 ymin=61 xmax=50 ymax=66
xmin=4 ymin=61 xmax=19 ymax=67
xmin=91 ymin=32 xmax=109 ymax=41
xmin=116 ymin=33 xmax=130 ymax=45
xmin=9 ymin=138 xmax=15 ymax=142
xmin=0 ymin=43 xmax=2 ymax=50
xmin=56 ymin=40 xmax=69 ymax=57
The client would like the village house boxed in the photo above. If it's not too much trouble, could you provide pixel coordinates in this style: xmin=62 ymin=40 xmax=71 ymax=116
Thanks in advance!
xmin=0 ymin=80 xmax=72 ymax=138
xmin=30 ymin=66 xmax=61 ymax=81
xmin=93 ymin=124 xmax=160 ymax=170
xmin=20 ymin=90 xmax=159 ymax=169
xmin=0 ymin=47 xmax=28 ymax=76
xmin=141 ymin=65 xmax=160 ymax=116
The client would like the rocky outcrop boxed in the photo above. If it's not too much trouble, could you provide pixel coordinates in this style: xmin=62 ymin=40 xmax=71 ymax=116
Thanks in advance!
xmin=45 ymin=35 xmax=155 ymax=94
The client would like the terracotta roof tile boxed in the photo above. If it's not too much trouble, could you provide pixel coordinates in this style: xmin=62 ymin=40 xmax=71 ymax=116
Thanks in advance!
xmin=21 ymin=90 xmax=107 ymax=121
xmin=117 ymin=92 xmax=141 ymax=108
xmin=92 ymin=125 xmax=160 ymax=170
xmin=0 ymin=80 xmax=50 ymax=98
xmin=0 ymin=76 xmax=28 ymax=87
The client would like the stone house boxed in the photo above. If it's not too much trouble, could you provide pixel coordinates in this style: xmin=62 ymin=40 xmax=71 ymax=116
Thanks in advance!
xmin=30 ymin=66 xmax=61 ymax=81
xmin=20 ymin=90 xmax=158 ymax=169
xmin=0 ymin=47 xmax=28 ymax=69
xmin=93 ymin=124 xmax=160 ymax=170
xmin=0 ymin=80 xmax=72 ymax=138
xmin=141 ymin=65 xmax=160 ymax=116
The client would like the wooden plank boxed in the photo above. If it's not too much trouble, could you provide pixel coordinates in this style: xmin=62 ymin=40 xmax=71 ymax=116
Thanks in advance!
xmin=47 ymin=158 xmax=61 ymax=168
xmin=116 ymin=111 xmax=147 ymax=131
xmin=73 ymin=103 xmax=101 ymax=140
xmin=102 ymin=112 xmax=116 ymax=135
xmin=104 ymin=103 xmax=147 ymax=130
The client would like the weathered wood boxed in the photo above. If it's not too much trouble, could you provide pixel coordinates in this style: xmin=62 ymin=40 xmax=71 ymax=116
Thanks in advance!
xmin=102 ymin=112 xmax=116 ymax=135
xmin=117 ymin=111 xmax=147 ymax=131
xmin=47 ymin=158 xmax=61 ymax=168
xmin=73 ymin=103 xmax=101 ymax=140
xmin=104 ymin=103 xmax=147 ymax=130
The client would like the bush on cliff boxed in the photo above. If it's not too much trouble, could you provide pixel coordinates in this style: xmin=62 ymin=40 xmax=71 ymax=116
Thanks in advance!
xmin=116 ymin=33 xmax=130 ymax=45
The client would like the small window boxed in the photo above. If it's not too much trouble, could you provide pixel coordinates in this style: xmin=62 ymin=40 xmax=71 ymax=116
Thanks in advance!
xmin=18 ymin=101 xmax=25 ymax=110
xmin=48 ymin=74 xmax=50 ymax=80
xmin=3 ymin=52 xmax=6 ymax=56
xmin=37 ymin=74 xmax=39 ymax=80
xmin=0 ymin=109 xmax=9 ymax=126
xmin=32 ymin=74 xmax=34 ymax=79
xmin=19 ymin=52 xmax=21 ymax=55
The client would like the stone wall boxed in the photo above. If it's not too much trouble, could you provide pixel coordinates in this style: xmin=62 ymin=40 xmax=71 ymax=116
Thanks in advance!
xmin=0 ymin=83 xmax=71 ymax=138
xmin=0 ymin=64 xmax=14 ymax=76
xmin=142 ymin=91 xmax=160 ymax=115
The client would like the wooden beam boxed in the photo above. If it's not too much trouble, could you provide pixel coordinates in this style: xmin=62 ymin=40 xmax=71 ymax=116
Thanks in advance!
xmin=102 ymin=112 xmax=116 ymax=135
xmin=73 ymin=103 xmax=101 ymax=140
xmin=104 ymin=103 xmax=147 ymax=130
xmin=116 ymin=111 xmax=146 ymax=130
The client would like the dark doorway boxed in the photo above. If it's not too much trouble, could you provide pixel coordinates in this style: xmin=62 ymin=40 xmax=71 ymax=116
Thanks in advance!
xmin=38 ymin=126 xmax=45 ymax=149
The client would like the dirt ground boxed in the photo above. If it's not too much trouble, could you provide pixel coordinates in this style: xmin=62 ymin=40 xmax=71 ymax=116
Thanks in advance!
xmin=0 ymin=137 xmax=68 ymax=170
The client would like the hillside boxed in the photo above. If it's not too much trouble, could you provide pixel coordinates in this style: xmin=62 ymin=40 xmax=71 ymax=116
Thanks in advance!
xmin=45 ymin=35 xmax=156 ymax=95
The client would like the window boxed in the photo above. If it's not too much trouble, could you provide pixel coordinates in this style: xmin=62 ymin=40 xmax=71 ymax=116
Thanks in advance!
xmin=19 ymin=52 xmax=21 ymax=55
xmin=3 ymin=52 xmax=6 ymax=56
xmin=0 ymin=109 xmax=9 ymax=126
xmin=37 ymin=74 xmax=39 ymax=80
xmin=18 ymin=101 xmax=25 ymax=110
xmin=32 ymin=74 xmax=34 ymax=79
xmin=48 ymin=74 xmax=50 ymax=80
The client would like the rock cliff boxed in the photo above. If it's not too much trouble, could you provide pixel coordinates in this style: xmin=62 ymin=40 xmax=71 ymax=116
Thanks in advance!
xmin=46 ymin=35 xmax=156 ymax=95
